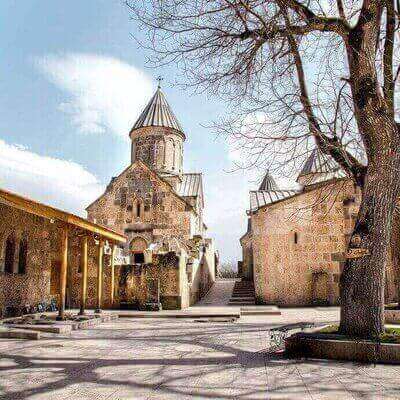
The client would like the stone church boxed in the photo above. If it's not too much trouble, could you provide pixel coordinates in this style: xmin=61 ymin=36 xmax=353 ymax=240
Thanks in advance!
xmin=240 ymin=147 xmax=399 ymax=306
xmin=86 ymin=85 xmax=217 ymax=310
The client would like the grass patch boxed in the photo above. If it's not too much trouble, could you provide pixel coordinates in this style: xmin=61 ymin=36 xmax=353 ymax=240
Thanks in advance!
xmin=317 ymin=325 xmax=400 ymax=344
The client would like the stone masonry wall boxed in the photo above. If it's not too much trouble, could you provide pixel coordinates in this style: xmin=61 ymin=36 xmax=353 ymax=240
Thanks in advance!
xmin=110 ymin=252 xmax=182 ymax=310
xmin=0 ymin=203 xmax=103 ymax=316
xmin=240 ymin=231 xmax=253 ymax=281
xmin=87 ymin=162 xmax=192 ymax=246
xmin=251 ymin=179 xmax=362 ymax=306
xmin=131 ymin=126 xmax=184 ymax=175
xmin=0 ymin=203 xmax=53 ymax=316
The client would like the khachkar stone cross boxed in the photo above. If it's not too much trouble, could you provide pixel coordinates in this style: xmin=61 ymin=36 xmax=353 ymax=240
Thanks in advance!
xmin=157 ymin=76 xmax=163 ymax=88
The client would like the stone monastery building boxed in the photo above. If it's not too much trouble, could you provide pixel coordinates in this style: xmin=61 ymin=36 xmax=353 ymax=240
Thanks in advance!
xmin=240 ymin=148 xmax=399 ymax=307
xmin=86 ymin=85 xmax=216 ymax=310
xmin=0 ymin=85 xmax=216 ymax=318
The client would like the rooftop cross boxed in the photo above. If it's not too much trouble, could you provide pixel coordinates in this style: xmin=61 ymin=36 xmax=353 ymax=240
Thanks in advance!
xmin=157 ymin=76 xmax=163 ymax=88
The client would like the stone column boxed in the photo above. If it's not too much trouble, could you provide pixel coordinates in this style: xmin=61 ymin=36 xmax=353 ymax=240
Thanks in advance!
xmin=95 ymin=239 xmax=104 ymax=313
xmin=57 ymin=226 xmax=68 ymax=320
xmin=110 ymin=244 xmax=117 ymax=307
xmin=79 ymin=235 xmax=88 ymax=315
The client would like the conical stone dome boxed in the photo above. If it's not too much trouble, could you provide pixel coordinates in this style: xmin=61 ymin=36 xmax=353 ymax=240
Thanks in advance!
xmin=130 ymin=86 xmax=184 ymax=136
xmin=259 ymin=171 xmax=279 ymax=191
xmin=129 ymin=86 xmax=185 ymax=182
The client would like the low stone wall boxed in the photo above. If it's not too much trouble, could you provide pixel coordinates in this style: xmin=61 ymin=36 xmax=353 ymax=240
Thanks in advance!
xmin=115 ymin=252 xmax=182 ymax=310
xmin=286 ymin=332 xmax=400 ymax=364
xmin=385 ymin=309 xmax=400 ymax=324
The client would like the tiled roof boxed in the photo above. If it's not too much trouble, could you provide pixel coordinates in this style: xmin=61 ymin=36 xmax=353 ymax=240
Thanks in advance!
xmin=297 ymin=147 xmax=347 ymax=185
xmin=299 ymin=169 xmax=347 ymax=186
xmin=259 ymin=171 xmax=279 ymax=191
xmin=178 ymin=173 xmax=203 ymax=199
xmin=298 ymin=148 xmax=341 ymax=178
xmin=249 ymin=190 xmax=299 ymax=212
xmin=130 ymin=87 xmax=183 ymax=134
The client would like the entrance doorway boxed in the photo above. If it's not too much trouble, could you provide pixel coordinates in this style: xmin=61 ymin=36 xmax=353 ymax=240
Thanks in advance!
xmin=130 ymin=237 xmax=147 ymax=264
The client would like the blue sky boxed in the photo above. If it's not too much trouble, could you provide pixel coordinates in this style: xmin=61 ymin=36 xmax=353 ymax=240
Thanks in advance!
xmin=0 ymin=0 xmax=262 ymax=262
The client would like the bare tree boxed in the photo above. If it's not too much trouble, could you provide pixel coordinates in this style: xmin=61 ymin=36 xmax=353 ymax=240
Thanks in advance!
xmin=128 ymin=0 xmax=400 ymax=338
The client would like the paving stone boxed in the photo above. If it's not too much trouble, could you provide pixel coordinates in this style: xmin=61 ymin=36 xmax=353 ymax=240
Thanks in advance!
xmin=0 ymin=308 xmax=399 ymax=399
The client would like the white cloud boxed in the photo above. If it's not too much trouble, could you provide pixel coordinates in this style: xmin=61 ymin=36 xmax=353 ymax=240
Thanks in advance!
xmin=0 ymin=139 xmax=104 ymax=216
xmin=34 ymin=53 xmax=154 ymax=137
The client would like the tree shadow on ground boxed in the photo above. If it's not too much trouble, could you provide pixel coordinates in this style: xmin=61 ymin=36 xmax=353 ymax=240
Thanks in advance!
xmin=0 ymin=321 xmax=399 ymax=399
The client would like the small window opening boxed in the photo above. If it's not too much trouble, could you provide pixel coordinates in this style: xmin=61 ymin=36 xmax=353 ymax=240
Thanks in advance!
xmin=294 ymin=232 xmax=298 ymax=244
xmin=134 ymin=252 xmax=145 ymax=264
xmin=136 ymin=202 xmax=141 ymax=218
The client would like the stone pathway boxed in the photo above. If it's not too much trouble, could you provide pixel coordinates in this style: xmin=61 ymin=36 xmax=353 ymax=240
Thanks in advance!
xmin=194 ymin=279 xmax=237 ymax=307
xmin=0 ymin=309 xmax=399 ymax=399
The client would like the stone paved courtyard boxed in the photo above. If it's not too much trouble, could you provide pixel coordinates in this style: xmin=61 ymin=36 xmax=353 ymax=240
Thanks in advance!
xmin=1 ymin=307 xmax=400 ymax=399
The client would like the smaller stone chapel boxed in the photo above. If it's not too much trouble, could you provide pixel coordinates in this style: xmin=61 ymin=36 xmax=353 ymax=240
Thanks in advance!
xmin=86 ymin=84 xmax=217 ymax=310
xmin=240 ymin=147 xmax=400 ymax=307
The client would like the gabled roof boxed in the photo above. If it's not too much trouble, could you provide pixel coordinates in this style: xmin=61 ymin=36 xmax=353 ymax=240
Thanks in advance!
xmin=249 ymin=190 xmax=300 ymax=212
xmin=86 ymin=161 xmax=199 ymax=216
xmin=0 ymin=188 xmax=126 ymax=243
xmin=259 ymin=171 xmax=279 ymax=191
xmin=130 ymin=86 xmax=184 ymax=135
xmin=178 ymin=173 xmax=204 ymax=208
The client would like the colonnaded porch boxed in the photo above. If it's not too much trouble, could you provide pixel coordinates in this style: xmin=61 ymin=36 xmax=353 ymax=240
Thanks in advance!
xmin=0 ymin=188 xmax=126 ymax=320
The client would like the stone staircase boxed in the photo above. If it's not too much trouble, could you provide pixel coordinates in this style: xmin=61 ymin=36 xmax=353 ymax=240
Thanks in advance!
xmin=228 ymin=280 xmax=255 ymax=306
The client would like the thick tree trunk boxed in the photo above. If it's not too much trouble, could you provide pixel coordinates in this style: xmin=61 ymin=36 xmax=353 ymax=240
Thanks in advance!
xmin=391 ymin=215 xmax=400 ymax=304
xmin=339 ymin=154 xmax=400 ymax=338
xmin=338 ymin=3 xmax=400 ymax=338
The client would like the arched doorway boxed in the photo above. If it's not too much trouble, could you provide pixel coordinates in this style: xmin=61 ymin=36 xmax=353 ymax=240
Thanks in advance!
xmin=130 ymin=237 xmax=147 ymax=264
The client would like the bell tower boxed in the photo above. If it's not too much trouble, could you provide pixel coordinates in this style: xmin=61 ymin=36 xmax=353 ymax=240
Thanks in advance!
xmin=129 ymin=80 xmax=185 ymax=189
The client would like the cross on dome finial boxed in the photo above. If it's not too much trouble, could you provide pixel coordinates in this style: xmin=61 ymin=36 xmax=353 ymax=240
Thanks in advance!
xmin=157 ymin=76 xmax=163 ymax=88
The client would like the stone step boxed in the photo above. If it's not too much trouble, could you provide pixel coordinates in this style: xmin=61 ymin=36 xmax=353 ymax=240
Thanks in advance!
xmin=118 ymin=312 xmax=240 ymax=319
xmin=232 ymin=290 xmax=255 ymax=294
xmin=229 ymin=297 xmax=255 ymax=302
xmin=4 ymin=323 xmax=72 ymax=334
xmin=240 ymin=306 xmax=281 ymax=316
xmin=228 ymin=301 xmax=256 ymax=306
xmin=0 ymin=327 xmax=40 ymax=340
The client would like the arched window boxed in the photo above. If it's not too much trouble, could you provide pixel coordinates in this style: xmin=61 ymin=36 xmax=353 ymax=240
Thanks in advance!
xmin=18 ymin=237 xmax=28 ymax=274
xmin=4 ymin=235 xmax=15 ymax=274
xmin=167 ymin=139 xmax=174 ymax=169
xmin=156 ymin=140 xmax=165 ymax=169
xmin=178 ymin=143 xmax=183 ymax=172
xmin=136 ymin=201 xmax=142 ymax=218
xmin=172 ymin=142 xmax=176 ymax=169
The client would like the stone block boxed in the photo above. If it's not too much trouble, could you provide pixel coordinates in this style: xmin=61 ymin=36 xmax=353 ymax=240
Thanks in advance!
xmin=286 ymin=332 xmax=400 ymax=364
